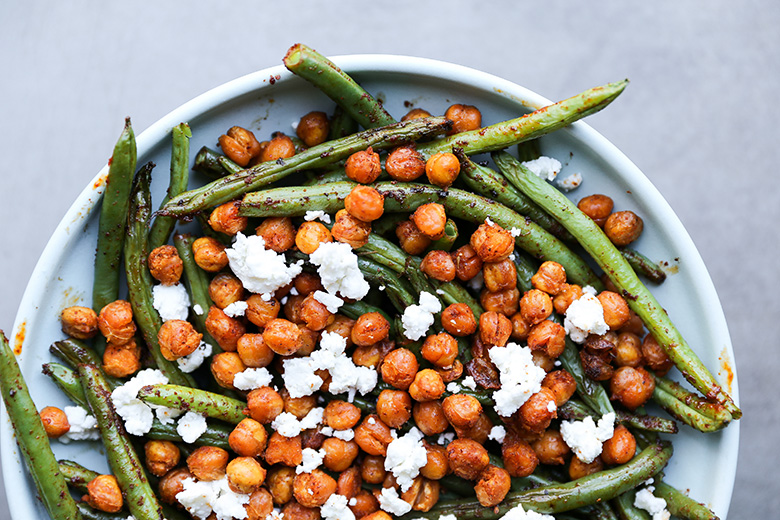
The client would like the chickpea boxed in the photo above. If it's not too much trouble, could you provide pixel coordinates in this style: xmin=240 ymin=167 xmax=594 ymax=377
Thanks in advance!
xmin=502 ymin=433 xmax=539 ymax=477
xmin=226 ymin=457 xmax=266 ymax=494
xmin=246 ymin=488 xmax=275 ymax=520
xmin=187 ymin=446 xmax=229 ymax=481
xmin=262 ymin=318 xmax=302 ymax=355
xmin=353 ymin=339 xmax=393 ymax=369
xmin=479 ymin=311 xmax=513 ymax=347
xmin=336 ymin=466 xmax=362 ymax=499
xmin=267 ymin=465 xmax=296 ymax=504
xmin=481 ymin=287 xmax=521 ymax=316
xmin=553 ymin=283 xmax=583 ymax=314
xmin=208 ymin=273 xmax=243 ymax=309
xmin=296 ymin=111 xmax=329 ymax=147
xmin=444 ymin=104 xmax=481 ymax=135
xmin=40 ymin=406 xmax=69 ymax=438
xmin=395 ymin=220 xmax=431 ymax=255
xmin=345 ymin=147 xmax=382 ymax=184
xmin=475 ymin=464 xmax=511 ymax=507
xmin=283 ymin=294 xmax=306 ymax=324
xmin=218 ymin=126 xmax=262 ymax=167
xmin=471 ymin=222 xmax=514 ymax=262
xmin=418 ymin=332 xmax=457 ymax=369
xmin=483 ymin=259 xmax=517 ymax=293
xmin=354 ymin=415 xmax=394 ymax=456
xmin=255 ymin=217 xmax=296 ymax=253
xmin=293 ymin=469 xmax=337 ymax=508
xmin=519 ymin=289 xmax=553 ymax=325
xmin=350 ymin=490 xmax=380 ymax=519
xmin=205 ymin=306 xmax=244 ymax=352
xmin=532 ymin=350 xmax=556 ymax=372
xmin=208 ymin=352 xmax=243 ymax=390
xmin=235 ymin=334 xmax=273 ymax=369
xmin=517 ymin=387 xmax=558 ymax=433
xmin=412 ymin=400 xmax=449 ymax=436
xmin=83 ymin=474 xmax=123 ymax=513
xmin=208 ymin=200 xmax=247 ymax=236
xmin=420 ymin=250 xmax=456 ymax=282
xmin=361 ymin=512 xmax=392 ymax=520
xmin=577 ymin=194 xmax=614 ymax=227
xmin=451 ymin=244 xmax=483 ymax=281
xmin=359 ymin=455 xmax=386 ymax=485
xmin=510 ymin=312 xmax=531 ymax=341
xmin=282 ymin=500 xmax=322 ymax=520
xmin=158 ymin=319 xmax=202 ymax=360
xmin=440 ymin=304 xmax=477 ymax=337
xmin=98 ymin=300 xmax=136 ymax=345
xmin=60 ymin=305 xmax=99 ymax=340
xmin=380 ymin=348 xmax=419 ymax=390
xmin=569 ymin=455 xmax=604 ymax=480
xmin=527 ymin=320 xmax=566 ymax=358
xmin=351 ymin=312 xmax=390 ymax=347
xmin=228 ymin=418 xmax=267 ymax=458
xmin=299 ymin=294 xmax=334 ymax=332
xmin=345 ymin=185 xmax=385 ymax=223
xmin=619 ymin=310 xmax=645 ymax=336
xmin=614 ymin=332 xmax=643 ymax=367
xmin=401 ymin=476 xmax=440 ymax=512
xmin=102 ymin=341 xmax=142 ymax=378
xmin=410 ymin=205 xmax=446 ymax=241
xmin=290 ymin=273 xmax=320 ymax=296
xmin=531 ymin=261 xmax=567 ymax=296
xmin=446 ymin=438 xmax=489 ymax=480
xmin=409 ymin=369 xmax=445 ymax=402
xmin=425 ymin=152 xmax=461 ymax=188
xmin=260 ymin=133 xmax=296 ymax=162
xmin=332 ymin=209 xmax=371 ymax=248
xmin=442 ymin=394 xmax=482 ymax=429
xmin=542 ymin=370 xmax=577 ymax=406
xmin=641 ymin=334 xmax=673 ymax=376
xmin=435 ymin=360 xmax=463 ymax=383
xmin=321 ymin=438 xmax=360 ymax=472
xmin=604 ymin=210 xmax=644 ymax=246
xmin=192 ymin=236 xmax=228 ymax=272
xmin=294 ymin=221 xmax=331 ymax=255
xmin=376 ymin=389 xmax=412 ymax=429
xmin=322 ymin=400 xmax=360 ymax=430
xmin=601 ymin=424 xmax=636 ymax=465
xmin=282 ymin=391 xmax=317 ymax=420
xmin=243 ymin=386 xmax=282 ymax=423
xmin=597 ymin=291 xmax=631 ymax=330
xmin=143 ymin=440 xmax=180 ymax=477
xmin=610 ymin=366 xmax=655 ymax=410
xmin=265 ymin=432 xmax=303 ymax=467
xmin=158 ymin=467 xmax=192 ymax=505
xmin=385 ymin=145 xmax=426 ymax=182
xmin=531 ymin=430 xmax=570 ymax=465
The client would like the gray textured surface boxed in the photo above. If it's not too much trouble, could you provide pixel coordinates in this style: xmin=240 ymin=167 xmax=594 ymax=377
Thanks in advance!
xmin=1 ymin=2 xmax=777 ymax=518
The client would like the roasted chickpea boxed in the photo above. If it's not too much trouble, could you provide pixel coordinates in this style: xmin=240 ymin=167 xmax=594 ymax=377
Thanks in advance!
xmin=411 ymin=203 xmax=447 ymax=240
xmin=293 ymin=469 xmax=337 ymax=508
xmin=614 ymin=332 xmax=643 ymax=368
xmin=409 ymin=401 xmax=448 ymax=437
xmin=260 ymin=133 xmax=296 ymax=162
xmin=282 ymin=500 xmax=322 ymax=520
xmin=442 ymin=394 xmax=482 ymax=429
xmin=98 ymin=300 xmax=136 ymax=345
xmin=265 ymin=432 xmax=303 ymax=467
xmin=380 ymin=348 xmax=419 ymax=390
xmin=451 ymin=244 xmax=482 ymax=281
xmin=192 ymin=236 xmax=228 ymax=272
xmin=322 ymin=400 xmax=361 ymax=431
xmin=401 ymin=476 xmax=440 ymax=512
xmin=299 ymin=293 xmax=334 ymax=331
xmin=83 ymin=474 xmax=123 ymax=513
xmin=218 ymin=126 xmax=262 ymax=166
xmin=255 ymin=217 xmax=296 ymax=253
xmin=209 ymin=351 xmax=245 ymax=390
xmin=321 ymin=438 xmax=360 ymax=472
xmin=336 ymin=465 xmax=362 ymax=499
xmin=446 ymin=438 xmax=489 ymax=480
xmin=479 ymin=311 xmax=513 ymax=347
xmin=361 ymin=455 xmax=387 ymax=484
xmin=604 ymin=210 xmax=644 ymax=246
xmin=641 ymin=334 xmax=673 ymax=376
xmin=242 ymin=295 xmax=280 ymax=329
xmin=502 ymin=433 xmax=539 ymax=477
xmin=376 ymin=389 xmax=412 ymax=429
xmin=519 ymin=289 xmax=553 ymax=325
xmin=419 ymin=332 xmax=457 ymax=369
xmin=158 ymin=319 xmax=202 ymax=360
xmin=354 ymin=415 xmax=394 ymax=456
xmin=332 ymin=209 xmax=371 ymax=248
xmin=187 ymin=446 xmax=229 ymax=481
xmin=444 ymin=104 xmax=481 ymax=134
xmin=577 ymin=194 xmax=614 ymax=227
xmin=517 ymin=387 xmax=558 ymax=433
xmin=610 ymin=366 xmax=655 ymax=410
xmin=531 ymin=261 xmax=567 ymax=295
xmin=569 ymin=455 xmax=604 ymax=480
xmin=226 ymin=456 xmax=266 ymax=494
xmin=527 ymin=320 xmax=566 ymax=358
xmin=350 ymin=490 xmax=380 ymax=519
xmin=345 ymin=185 xmax=385 ymax=222
xmin=207 ymin=273 xmax=243 ymax=309
xmin=531 ymin=430 xmax=570 ymax=465
xmin=409 ymin=369 xmax=445 ymax=402
xmin=226 ymin=418 xmax=268 ymax=458
xmin=475 ymin=464 xmax=511 ymax=507
xmin=243 ymin=386 xmax=283 ymax=423
xmin=295 ymin=221 xmax=332 ymax=255
xmin=385 ymin=145 xmax=426 ymax=182
xmin=553 ymin=283 xmax=583 ymax=314
xmin=143 ymin=440 xmax=180 ymax=477
xmin=601 ymin=424 xmax=636 ymax=465
xmin=60 ymin=305 xmax=99 ymax=340
xmin=263 ymin=318 xmax=302 ymax=355
xmin=235 ymin=334 xmax=273 ymax=369
xmin=619 ymin=310 xmax=645 ymax=336
xmin=267 ymin=465 xmax=296 ymax=504
xmin=102 ymin=341 xmax=142 ymax=378
xmin=283 ymin=294 xmax=306 ymax=324
xmin=208 ymin=200 xmax=248 ymax=236
xmin=345 ymin=147 xmax=382 ymax=184
xmin=205 ymin=306 xmax=245 ymax=352
xmin=420 ymin=250 xmax=456 ymax=282
xmin=395 ymin=220 xmax=431 ymax=255
xmin=402 ymin=108 xmax=432 ymax=121
xmin=532 ymin=350 xmax=556 ymax=372
xmin=361 ymin=512 xmax=392 ymax=520
xmin=351 ymin=312 xmax=390 ymax=347
xmin=246 ymin=488 xmax=275 ymax=520
xmin=510 ymin=312 xmax=531 ymax=341
xmin=441 ymin=303 xmax=477 ymax=336
xmin=481 ymin=287 xmax=521 ymax=316
xmin=470 ymin=222 xmax=514 ymax=262
xmin=542 ymin=370 xmax=577 ymax=406
xmin=436 ymin=360 xmax=464 ymax=383
xmin=424 ymin=152 xmax=461 ymax=188
xmin=483 ymin=259 xmax=517 ymax=292
xmin=597 ymin=291 xmax=631 ymax=330
xmin=40 ymin=406 xmax=69 ymax=438
xmin=296 ymin=111 xmax=329 ymax=147
xmin=158 ymin=467 xmax=192 ymax=505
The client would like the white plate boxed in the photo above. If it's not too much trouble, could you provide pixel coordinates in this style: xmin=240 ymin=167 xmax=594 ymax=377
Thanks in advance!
xmin=1 ymin=55 xmax=739 ymax=519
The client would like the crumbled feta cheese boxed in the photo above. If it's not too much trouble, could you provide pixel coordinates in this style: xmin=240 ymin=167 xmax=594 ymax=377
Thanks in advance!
xmin=401 ymin=291 xmax=442 ymax=341
xmin=510 ymin=227 xmax=523 ymax=238
xmin=290 ymin=287 xmax=299 ymax=296
xmin=521 ymin=156 xmax=562 ymax=181
xmin=193 ymin=303 xmax=204 ymax=316
xmin=223 ymin=300 xmax=248 ymax=318
xmin=309 ymin=242 xmax=370 ymax=300
xmin=435 ymin=288 xmax=445 ymax=295
xmin=489 ymin=343 xmax=547 ymax=417
xmin=59 ymin=406 xmax=100 ymax=443
xmin=436 ymin=432 xmax=455 ymax=446
xmin=348 ymin=498 xmax=357 ymax=506
xmin=556 ymin=172 xmax=582 ymax=191
xmin=177 ymin=341 xmax=214 ymax=373
xmin=378 ymin=285 xmax=386 ymax=291
xmin=304 ymin=210 xmax=332 ymax=224
xmin=501 ymin=504 xmax=555 ymax=520
xmin=177 ymin=476 xmax=250 ymax=520
xmin=462 ymin=376 xmax=477 ymax=390
xmin=634 ymin=488 xmax=671 ymax=520
xmin=281 ymin=356 xmax=323 ymax=399
xmin=111 ymin=369 xmax=169 ymax=436
xmin=439 ymin=515 xmax=457 ymax=520
xmin=152 ymin=283 xmax=191 ymax=322
xmin=378 ymin=487 xmax=412 ymax=516
xmin=300 ymin=407 xmax=324 ymax=430
xmin=271 ymin=408 xmax=324 ymax=438
xmin=485 ymin=217 xmax=495 ymax=226
xmin=266 ymin=510 xmax=284 ymax=520
xmin=554 ymin=360 xmax=562 ymax=367
xmin=313 ymin=290 xmax=344 ymax=313
xmin=509 ymin=253 xmax=516 ymax=261
xmin=233 ymin=367 xmax=273 ymax=391
xmin=546 ymin=400 xmax=557 ymax=413
xmin=297 ymin=448 xmax=327 ymax=474
xmin=321 ymin=494 xmax=355 ymax=520
xmin=332 ymin=428 xmax=355 ymax=441
xmin=155 ymin=405 xmax=183 ymax=426
xmin=177 ymin=412 xmax=208 ymax=444
xmin=488 ymin=425 xmax=506 ymax=444
xmin=367 ymin=417 xmax=376 ymax=425
xmin=560 ymin=412 xmax=616 ymax=463
xmin=385 ymin=427 xmax=428 ymax=492
xmin=563 ymin=291 xmax=608 ymax=343
xmin=226 ymin=233 xmax=302 ymax=298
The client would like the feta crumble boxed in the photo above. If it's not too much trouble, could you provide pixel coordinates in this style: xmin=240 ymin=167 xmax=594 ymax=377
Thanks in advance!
xmin=446 ymin=382 xmax=461 ymax=394
xmin=485 ymin=217 xmax=495 ymax=226
xmin=378 ymin=487 xmax=412 ymax=516
xmin=177 ymin=412 xmax=208 ymax=444
xmin=59 ymin=406 xmax=100 ymax=443
xmin=634 ymin=487 xmax=671 ymax=520
xmin=401 ymin=291 xmax=442 ymax=341
xmin=223 ymin=300 xmax=248 ymax=318
xmin=152 ymin=283 xmax=191 ymax=322
xmin=384 ymin=427 xmax=428 ymax=492
xmin=271 ymin=407 xmax=324 ymax=438
xmin=313 ymin=290 xmax=345 ymax=313
xmin=226 ymin=233 xmax=302 ymax=299
xmin=560 ymin=412 xmax=616 ymax=463
xmin=309 ymin=242 xmax=370 ymax=300
xmin=321 ymin=426 xmax=356 ymax=441
xmin=304 ymin=210 xmax=332 ymax=224
xmin=297 ymin=448 xmax=327 ymax=474
xmin=177 ymin=341 xmax=214 ymax=373
xmin=488 ymin=425 xmax=506 ymax=444
xmin=321 ymin=494 xmax=355 ymax=520
xmin=111 ymin=369 xmax=169 ymax=436
xmin=193 ymin=303 xmax=204 ymax=316
xmin=489 ymin=343 xmax=547 ymax=417
xmin=510 ymin=227 xmax=523 ymax=238
xmin=461 ymin=376 xmax=477 ymax=390
xmin=439 ymin=515 xmax=457 ymax=520
xmin=521 ymin=156 xmax=562 ymax=181
xmin=501 ymin=504 xmax=555 ymax=520
xmin=563 ymin=290 xmax=608 ymax=343
xmin=177 ymin=476 xmax=251 ymax=520
xmin=546 ymin=400 xmax=557 ymax=413
xmin=436 ymin=432 xmax=455 ymax=446
xmin=233 ymin=367 xmax=273 ymax=391
xmin=556 ymin=172 xmax=582 ymax=191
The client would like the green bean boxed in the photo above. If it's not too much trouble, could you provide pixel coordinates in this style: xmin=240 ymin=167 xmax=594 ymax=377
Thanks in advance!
xmin=0 ymin=332 xmax=82 ymax=520
xmin=193 ymin=146 xmax=242 ymax=179
xmin=329 ymin=105 xmax=360 ymax=139
xmin=401 ymin=440 xmax=672 ymax=519
xmin=160 ymin=117 xmax=450 ymax=217
xmin=76 ymin=503 xmax=128 ymax=520
xmin=372 ymin=213 xmax=408 ymax=236
xmin=125 ymin=167 xmax=194 ymax=387
xmin=93 ymin=118 xmax=137 ymax=317
xmin=517 ymin=139 xmax=542 ymax=162
xmin=58 ymin=460 xmax=100 ymax=493
xmin=173 ymin=233 xmax=220 ymax=352
xmin=137 ymin=384 xmax=246 ymax=424
xmin=303 ymin=167 xmax=351 ymax=186
xmin=653 ymin=481 xmax=719 ymax=520
xmin=149 ymin=123 xmax=192 ymax=250
xmin=440 ymin=474 xmax=476 ymax=497
xmin=494 ymin=151 xmax=741 ymax=419
xmin=429 ymin=218 xmax=459 ymax=251
xmin=558 ymin=400 xmax=678 ymax=434
xmin=79 ymin=363 xmax=164 ymax=520
xmin=652 ymin=375 xmax=731 ymax=432
xmin=49 ymin=339 xmax=122 ymax=388
xmin=513 ymin=250 xmax=538 ymax=293
xmin=42 ymin=362 xmax=88 ymax=408
xmin=612 ymin=490 xmax=651 ymax=520
xmin=241 ymin=182 xmax=602 ymax=288
xmin=284 ymin=44 xmax=395 ymax=129
xmin=356 ymin=257 xmax=417 ymax=311
xmin=620 ymin=248 xmax=667 ymax=284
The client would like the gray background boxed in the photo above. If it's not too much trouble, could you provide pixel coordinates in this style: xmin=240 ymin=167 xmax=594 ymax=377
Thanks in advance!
xmin=1 ymin=1 xmax=778 ymax=518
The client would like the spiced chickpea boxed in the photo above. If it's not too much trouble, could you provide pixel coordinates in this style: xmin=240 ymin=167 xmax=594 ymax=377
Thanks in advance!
xmin=236 ymin=334 xmax=274 ymax=368
xmin=402 ymin=108 xmax=432 ymax=121
xmin=206 ymin=306 xmax=245 ymax=352
xmin=475 ymin=465 xmax=511 ymax=507
xmin=455 ymin=412 xmax=492 ymax=444
xmin=531 ymin=261 xmax=567 ymax=296
xmin=380 ymin=348 xmax=419 ymax=390
xmin=553 ymin=283 xmax=583 ymax=314
xmin=295 ymin=221 xmax=333 ymax=255
xmin=395 ymin=220 xmax=431 ymax=255
xmin=376 ymin=389 xmax=412 ymax=428
xmin=542 ymin=370 xmax=577 ymax=406
xmin=502 ymin=433 xmax=539 ymax=477
xmin=419 ymin=444 xmax=449 ymax=481
xmin=267 ymin=466 xmax=296 ymax=504
xmin=597 ymin=291 xmax=631 ymax=330
xmin=246 ymin=488 xmax=275 ymax=520
xmin=354 ymin=415 xmax=394 ymax=456
xmin=321 ymin=438 xmax=360 ymax=472
xmin=411 ymin=203 xmax=447 ymax=239
xmin=83 ymin=474 xmax=123 ymax=513
xmin=610 ymin=366 xmax=655 ymax=410
xmin=481 ymin=287 xmax=520 ymax=316
xmin=336 ymin=466 xmax=362 ymax=499
xmin=577 ymin=194 xmax=614 ymax=227
xmin=345 ymin=185 xmax=385 ymax=222
xmin=323 ymin=400 xmax=361 ymax=430
xmin=353 ymin=339 xmax=394 ymax=369
xmin=527 ymin=320 xmax=566 ymax=358
xmin=291 ymin=273 xmax=321 ymax=296
xmin=641 ymin=334 xmax=673 ymax=376
xmin=479 ymin=311 xmax=513 ymax=347
xmin=518 ymin=387 xmax=558 ymax=433
xmin=601 ymin=425 xmax=636 ymax=465
xmin=98 ymin=300 xmax=136 ymax=345
xmin=282 ymin=501 xmax=322 ymax=520
xmin=412 ymin=400 xmax=449 ymax=436
xmin=442 ymin=394 xmax=482 ymax=430
xmin=419 ymin=333 xmax=456 ymax=368
xmin=362 ymin=512 xmax=392 ymax=520
xmin=299 ymin=294 xmax=334 ymax=331
xmin=283 ymin=294 xmax=306 ymax=324
xmin=246 ymin=386 xmax=284 ymax=424
xmin=208 ymin=273 xmax=244 ymax=309
xmin=281 ymin=391 xmax=317 ymax=420
xmin=470 ymin=222 xmax=514 ymax=262
xmin=519 ymin=289 xmax=553 ymax=325
xmin=260 ymin=133 xmax=296 ymax=162
xmin=158 ymin=319 xmax=202 ymax=360
xmin=208 ymin=200 xmax=248 ymax=236
xmin=619 ymin=310 xmax=645 ymax=336
xmin=158 ymin=467 xmax=192 ymax=505
xmin=440 ymin=304 xmax=477 ymax=336
xmin=361 ymin=455 xmax=387 ymax=484
xmin=228 ymin=418 xmax=268 ymax=458
xmin=103 ymin=341 xmax=142 ymax=378
xmin=60 ymin=305 xmax=99 ymax=340
xmin=40 ymin=406 xmax=69 ymax=438
xmin=385 ymin=145 xmax=426 ymax=181
xmin=420 ymin=250 xmax=456 ymax=282
xmin=256 ymin=217 xmax=296 ymax=253
xmin=296 ymin=111 xmax=329 ymax=147
xmin=293 ymin=469 xmax=337 ymax=508
xmin=192 ymin=236 xmax=228 ymax=272
xmin=345 ymin=147 xmax=382 ymax=184
xmin=510 ymin=312 xmax=531 ymax=341
xmin=531 ymin=430 xmax=570 ymax=465
xmin=436 ymin=360 xmax=463 ymax=383
xmin=265 ymin=433 xmax=303 ymax=467
xmin=332 ymin=209 xmax=371 ymax=248
xmin=226 ymin=457 xmax=266 ymax=494
xmin=569 ymin=455 xmax=604 ymax=480
xmin=604 ymin=210 xmax=644 ymax=246
xmin=187 ymin=446 xmax=229 ymax=481
xmin=451 ymin=244 xmax=482 ymax=281
xmin=143 ymin=440 xmax=180 ymax=477
xmin=221 ymin=126 xmax=262 ymax=165
xmin=351 ymin=312 xmax=390 ymax=347
xmin=532 ymin=350 xmax=556 ymax=372
xmin=422 ymin=152 xmax=460 ymax=188
xmin=483 ymin=260 xmax=517 ymax=293
xmin=263 ymin=318 xmax=302 ymax=355
xmin=401 ymin=476 xmax=440 ymax=512
xmin=297 ymin=325 xmax=320 ymax=356
xmin=446 ymin=438 xmax=489 ymax=480
xmin=614 ymin=332 xmax=643 ymax=368
xmin=409 ymin=369 xmax=445 ymax=402
xmin=444 ymin=104 xmax=481 ymax=134
xmin=350 ymin=490 xmax=380 ymax=519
